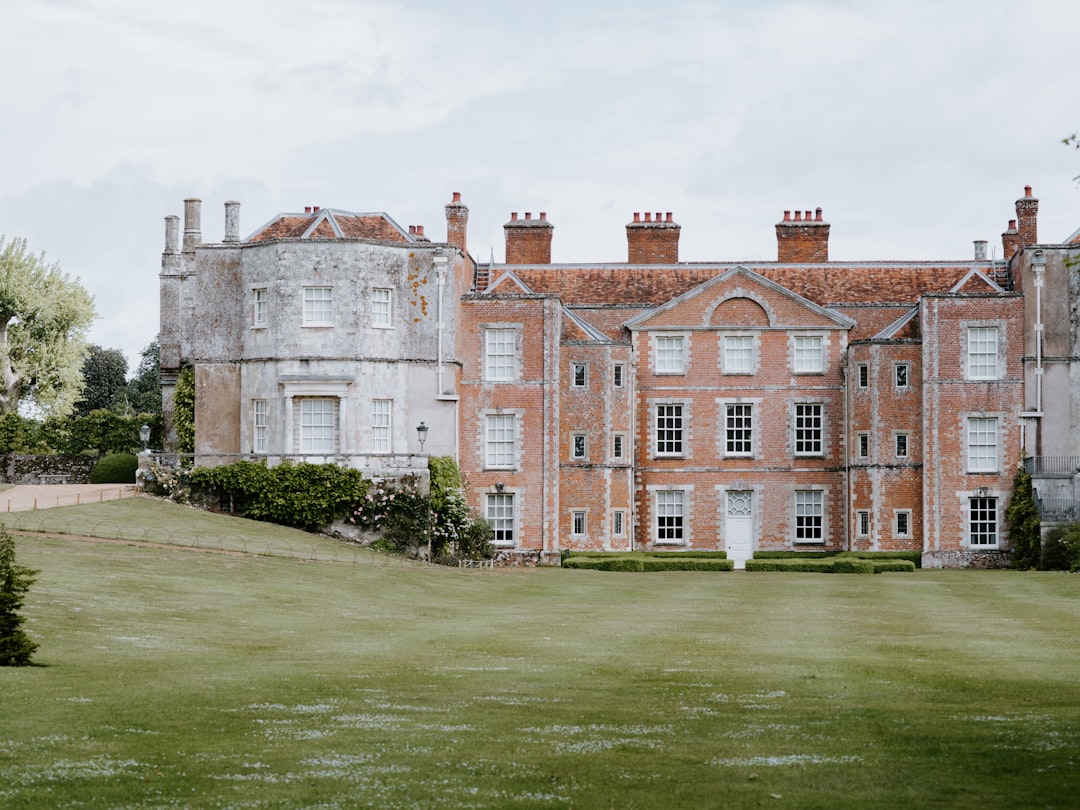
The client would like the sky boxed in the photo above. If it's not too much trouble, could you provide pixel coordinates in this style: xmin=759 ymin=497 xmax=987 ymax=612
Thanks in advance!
xmin=2 ymin=0 xmax=1078 ymax=370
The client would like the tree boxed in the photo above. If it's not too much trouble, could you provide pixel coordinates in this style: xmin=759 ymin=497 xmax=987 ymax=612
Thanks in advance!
xmin=0 ymin=236 xmax=95 ymax=417
xmin=124 ymin=338 xmax=161 ymax=415
xmin=1006 ymin=467 xmax=1041 ymax=569
xmin=0 ymin=527 xmax=39 ymax=666
xmin=73 ymin=344 xmax=127 ymax=417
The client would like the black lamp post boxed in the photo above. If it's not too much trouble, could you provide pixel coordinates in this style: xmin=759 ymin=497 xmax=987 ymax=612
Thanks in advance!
xmin=416 ymin=421 xmax=428 ymax=452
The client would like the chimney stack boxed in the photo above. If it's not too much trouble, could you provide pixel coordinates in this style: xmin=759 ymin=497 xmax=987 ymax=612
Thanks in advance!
xmin=973 ymin=240 xmax=988 ymax=261
xmin=1015 ymin=185 xmax=1039 ymax=248
xmin=504 ymin=210 xmax=554 ymax=264
xmin=776 ymin=206 xmax=829 ymax=262
xmin=445 ymin=191 xmax=469 ymax=255
xmin=164 ymin=215 xmax=180 ymax=255
xmin=1002 ymin=218 xmax=1019 ymax=261
xmin=626 ymin=211 xmax=680 ymax=263
xmin=182 ymin=197 xmax=202 ymax=252
xmin=223 ymin=200 xmax=241 ymax=243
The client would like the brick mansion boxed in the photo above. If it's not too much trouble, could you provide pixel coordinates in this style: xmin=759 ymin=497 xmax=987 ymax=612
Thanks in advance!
xmin=159 ymin=186 xmax=1080 ymax=567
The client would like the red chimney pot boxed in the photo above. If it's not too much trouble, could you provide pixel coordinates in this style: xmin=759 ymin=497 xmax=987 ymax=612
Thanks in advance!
xmin=1024 ymin=185 xmax=1032 ymax=197
xmin=633 ymin=212 xmax=641 ymax=223
xmin=452 ymin=191 xmax=461 ymax=203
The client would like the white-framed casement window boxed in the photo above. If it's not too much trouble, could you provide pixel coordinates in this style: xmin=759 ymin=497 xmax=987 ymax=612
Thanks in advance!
xmin=857 ymin=363 xmax=869 ymax=388
xmin=655 ymin=490 xmax=685 ymax=544
xmin=253 ymin=288 xmax=268 ymax=327
xmin=571 ymin=510 xmax=587 ymax=536
xmin=302 ymin=286 xmax=334 ymax=326
xmin=967 ymin=326 xmax=999 ymax=380
xmin=485 ymin=414 xmax=516 ymax=469
xmin=655 ymin=403 xmax=684 ymax=457
xmin=299 ymin=398 xmax=337 ymax=452
xmin=794 ymin=403 xmax=824 ymax=456
xmin=484 ymin=328 xmax=517 ymax=381
xmin=371 ymin=288 xmax=392 ymax=328
xmin=895 ymin=363 xmax=910 ymax=390
xmin=612 ymin=433 xmax=625 ymax=460
xmin=792 ymin=335 xmax=825 ymax=374
xmin=794 ymin=490 xmax=824 ymax=543
xmin=252 ymin=399 xmax=268 ymax=454
xmin=612 ymin=510 xmax=626 ymax=537
xmin=613 ymin=364 xmax=625 ymax=388
xmin=572 ymin=363 xmax=587 ymax=388
xmin=895 ymin=433 xmax=909 ymax=459
xmin=969 ymin=496 xmax=998 ymax=547
xmin=572 ymin=433 xmax=587 ymax=460
xmin=371 ymin=399 xmax=391 ymax=453
xmin=724 ymin=403 xmax=753 ymax=457
xmin=654 ymin=335 xmax=686 ymax=374
xmin=894 ymin=510 xmax=912 ymax=539
xmin=856 ymin=432 xmax=869 ymax=459
xmin=967 ymin=417 xmax=999 ymax=473
xmin=722 ymin=335 xmax=756 ymax=374
xmin=487 ymin=493 xmax=515 ymax=547
xmin=856 ymin=509 xmax=870 ymax=539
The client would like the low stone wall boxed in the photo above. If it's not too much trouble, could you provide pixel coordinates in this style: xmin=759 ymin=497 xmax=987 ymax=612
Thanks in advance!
xmin=921 ymin=549 xmax=1013 ymax=569
xmin=3 ymin=454 xmax=97 ymax=484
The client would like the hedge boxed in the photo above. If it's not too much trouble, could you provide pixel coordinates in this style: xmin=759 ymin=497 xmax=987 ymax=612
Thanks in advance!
xmin=88 ymin=453 xmax=138 ymax=484
xmin=641 ymin=558 xmax=733 ymax=572
xmin=562 ymin=557 xmax=644 ymax=572
xmin=566 ymin=550 xmax=727 ymax=559
xmin=744 ymin=558 xmax=914 ymax=574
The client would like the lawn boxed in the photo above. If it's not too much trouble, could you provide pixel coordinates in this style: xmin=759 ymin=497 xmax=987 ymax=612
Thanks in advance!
xmin=1 ymin=502 xmax=1079 ymax=808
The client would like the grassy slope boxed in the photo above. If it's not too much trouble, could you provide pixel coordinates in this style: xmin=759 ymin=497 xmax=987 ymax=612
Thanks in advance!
xmin=1 ymin=503 xmax=1079 ymax=808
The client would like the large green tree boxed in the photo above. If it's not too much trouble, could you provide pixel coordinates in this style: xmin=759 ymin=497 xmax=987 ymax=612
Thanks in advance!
xmin=0 ymin=527 xmax=38 ymax=666
xmin=74 ymin=344 xmax=128 ymax=417
xmin=0 ymin=236 xmax=95 ymax=416
xmin=124 ymin=338 xmax=161 ymax=415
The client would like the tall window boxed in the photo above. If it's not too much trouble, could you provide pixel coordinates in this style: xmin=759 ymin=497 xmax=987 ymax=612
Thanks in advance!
xmin=303 ymin=286 xmax=334 ymax=325
xmin=485 ymin=414 xmax=516 ymax=469
xmin=967 ymin=327 xmax=999 ymax=380
xmin=793 ymin=335 xmax=824 ymax=373
xmin=856 ymin=509 xmax=870 ymax=538
xmin=725 ymin=403 xmax=753 ymax=456
xmin=485 ymin=329 xmax=516 ymax=381
xmin=572 ymin=511 xmax=586 ymax=535
xmin=857 ymin=433 xmax=869 ymax=459
xmin=612 ymin=433 xmax=625 ymax=459
xmin=252 ymin=399 xmax=267 ymax=454
xmin=895 ymin=510 xmax=912 ymax=538
xmin=613 ymin=364 xmax=624 ymax=388
xmin=794 ymin=403 xmax=823 ymax=456
xmin=572 ymin=433 xmax=587 ymax=460
xmin=572 ymin=363 xmax=587 ymax=388
xmin=895 ymin=433 xmax=908 ymax=458
xmin=969 ymin=497 xmax=998 ymax=547
xmin=655 ymin=404 xmax=684 ymax=456
xmin=612 ymin=510 xmax=626 ymax=537
xmin=895 ymin=363 xmax=910 ymax=389
xmin=723 ymin=335 xmax=755 ymax=374
xmin=795 ymin=490 xmax=824 ymax=543
xmin=371 ymin=399 xmax=391 ymax=453
xmin=487 ymin=493 xmax=515 ymax=546
xmin=967 ymin=417 xmax=998 ymax=472
xmin=656 ymin=490 xmax=684 ymax=544
xmin=655 ymin=336 xmax=685 ymax=374
xmin=300 ymin=398 xmax=336 ymax=452
xmin=253 ymin=289 xmax=268 ymax=326
xmin=372 ymin=288 xmax=392 ymax=327
xmin=857 ymin=363 xmax=869 ymax=388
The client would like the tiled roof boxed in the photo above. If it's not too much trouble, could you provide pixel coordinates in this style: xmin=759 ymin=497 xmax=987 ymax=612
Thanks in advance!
xmin=247 ymin=208 xmax=412 ymax=243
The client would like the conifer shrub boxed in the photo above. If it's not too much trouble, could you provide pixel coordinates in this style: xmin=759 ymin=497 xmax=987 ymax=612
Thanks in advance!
xmin=0 ymin=528 xmax=39 ymax=666
xmin=1007 ymin=467 xmax=1042 ymax=569
xmin=88 ymin=452 xmax=138 ymax=483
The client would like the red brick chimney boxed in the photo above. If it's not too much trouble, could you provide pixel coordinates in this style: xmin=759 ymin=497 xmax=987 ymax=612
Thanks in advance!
xmin=626 ymin=212 xmax=680 ymax=263
xmin=1002 ymin=218 xmax=1019 ymax=261
xmin=445 ymin=191 xmax=469 ymax=254
xmin=776 ymin=207 xmax=829 ymax=262
xmin=1015 ymin=185 xmax=1038 ymax=248
xmin=504 ymin=211 xmax=553 ymax=264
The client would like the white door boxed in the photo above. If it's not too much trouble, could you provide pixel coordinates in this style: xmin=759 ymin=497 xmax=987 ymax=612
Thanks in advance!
xmin=726 ymin=491 xmax=754 ymax=570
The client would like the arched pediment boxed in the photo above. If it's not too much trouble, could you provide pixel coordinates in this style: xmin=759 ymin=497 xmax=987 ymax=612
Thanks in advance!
xmin=706 ymin=290 xmax=773 ymax=327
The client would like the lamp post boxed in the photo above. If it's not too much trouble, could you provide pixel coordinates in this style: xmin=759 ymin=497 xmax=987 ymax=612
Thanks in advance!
xmin=139 ymin=423 xmax=151 ymax=453
xmin=416 ymin=421 xmax=428 ymax=452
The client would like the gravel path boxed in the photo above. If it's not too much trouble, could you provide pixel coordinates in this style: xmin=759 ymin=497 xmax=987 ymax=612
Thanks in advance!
xmin=1 ymin=484 xmax=138 ymax=513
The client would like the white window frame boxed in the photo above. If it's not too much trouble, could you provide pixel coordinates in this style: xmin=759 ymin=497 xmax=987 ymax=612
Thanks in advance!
xmin=857 ymin=363 xmax=869 ymax=389
xmin=612 ymin=433 xmax=625 ymax=460
xmin=856 ymin=509 xmax=870 ymax=539
xmin=794 ymin=402 xmax=824 ymax=457
xmin=612 ymin=509 xmax=626 ymax=537
xmin=724 ymin=402 xmax=754 ymax=457
xmin=571 ymin=510 xmax=587 ymax=536
xmin=969 ymin=496 xmax=998 ymax=548
xmin=655 ymin=490 xmax=685 ymax=545
xmin=485 ymin=414 xmax=516 ymax=469
xmin=371 ymin=399 xmax=391 ymax=454
xmin=967 ymin=326 xmax=999 ymax=380
xmin=722 ymin=334 xmax=756 ymax=375
xmin=372 ymin=287 xmax=392 ymax=328
xmin=655 ymin=403 xmax=684 ymax=457
xmin=302 ymin=286 xmax=334 ymax=326
xmin=572 ymin=433 xmax=587 ymax=460
xmin=613 ymin=363 xmax=625 ymax=388
xmin=894 ymin=510 xmax=912 ymax=539
xmin=571 ymin=363 xmax=587 ymax=388
xmin=895 ymin=433 xmax=909 ymax=459
xmin=794 ymin=490 xmax=824 ymax=544
xmin=252 ymin=399 xmax=267 ymax=454
xmin=792 ymin=334 xmax=825 ymax=374
xmin=856 ymin=432 xmax=869 ymax=459
xmin=966 ymin=417 xmax=999 ymax=473
xmin=484 ymin=328 xmax=518 ymax=382
xmin=654 ymin=335 xmax=686 ymax=375
xmin=253 ymin=288 xmax=268 ymax=327
xmin=895 ymin=363 xmax=910 ymax=390
xmin=299 ymin=398 xmax=337 ymax=453
xmin=487 ymin=492 xmax=515 ymax=547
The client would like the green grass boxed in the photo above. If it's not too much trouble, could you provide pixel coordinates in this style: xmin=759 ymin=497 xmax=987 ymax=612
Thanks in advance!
xmin=2 ymin=502 xmax=1080 ymax=808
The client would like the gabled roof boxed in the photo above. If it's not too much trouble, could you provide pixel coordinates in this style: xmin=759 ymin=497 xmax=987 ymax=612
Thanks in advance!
xmin=562 ymin=307 xmax=609 ymax=342
xmin=874 ymin=306 xmax=920 ymax=340
xmin=623 ymin=265 xmax=856 ymax=330
xmin=949 ymin=268 xmax=1004 ymax=294
xmin=246 ymin=208 xmax=413 ymax=243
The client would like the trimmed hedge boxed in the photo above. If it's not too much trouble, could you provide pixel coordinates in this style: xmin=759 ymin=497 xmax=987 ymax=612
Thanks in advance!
xmin=566 ymin=550 xmax=727 ymax=560
xmin=752 ymin=550 xmax=921 ymax=568
xmin=745 ymin=557 xmax=914 ymax=574
xmin=562 ymin=555 xmax=734 ymax=572
xmin=641 ymin=558 xmax=733 ymax=572
xmin=871 ymin=560 xmax=917 ymax=573
xmin=563 ymin=557 xmax=644 ymax=572
xmin=88 ymin=453 xmax=138 ymax=484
